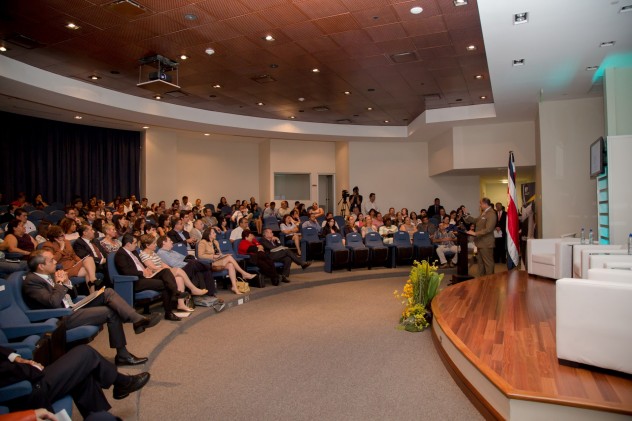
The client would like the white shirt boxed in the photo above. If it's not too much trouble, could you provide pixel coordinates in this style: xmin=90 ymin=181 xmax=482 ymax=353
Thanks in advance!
xmin=230 ymin=227 xmax=244 ymax=242
xmin=363 ymin=201 xmax=380 ymax=215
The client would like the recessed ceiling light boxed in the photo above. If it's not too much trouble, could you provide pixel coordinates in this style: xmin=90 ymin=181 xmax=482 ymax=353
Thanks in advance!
xmin=264 ymin=35 xmax=275 ymax=41
xmin=600 ymin=41 xmax=615 ymax=47
xmin=410 ymin=6 xmax=423 ymax=14
xmin=154 ymin=95 xmax=162 ymax=100
xmin=586 ymin=66 xmax=599 ymax=71
xmin=619 ymin=4 xmax=632 ymax=12
xmin=74 ymin=115 xmax=82 ymax=119
xmin=474 ymin=74 xmax=483 ymax=80
xmin=367 ymin=107 xmax=373 ymax=111
xmin=142 ymin=126 xmax=149 ymax=129
xmin=344 ymin=91 xmax=351 ymax=95
xmin=213 ymin=84 xmax=221 ymax=88
xmin=298 ymin=97 xmax=305 ymax=102
xmin=384 ymin=120 xmax=390 ymax=123
xmin=269 ymin=64 xmax=278 ymax=68
xmin=184 ymin=13 xmax=197 ymax=20
xmin=205 ymin=48 xmax=215 ymax=55
xmin=312 ymin=68 xmax=320 ymax=73
xmin=204 ymin=133 xmax=210 ymax=136
xmin=0 ymin=46 xmax=7 ymax=52
xmin=88 ymin=75 xmax=100 ymax=80
xmin=453 ymin=0 xmax=468 ymax=6
xmin=513 ymin=12 xmax=528 ymax=24
xmin=289 ymin=116 xmax=296 ymax=119
xmin=512 ymin=59 xmax=525 ymax=66
xmin=66 ymin=23 xmax=80 ymax=30
xmin=480 ymin=95 xmax=487 ymax=99
xmin=466 ymin=45 xmax=477 ymax=51
xmin=256 ymin=102 xmax=264 ymax=106
xmin=180 ymin=54 xmax=188 ymax=60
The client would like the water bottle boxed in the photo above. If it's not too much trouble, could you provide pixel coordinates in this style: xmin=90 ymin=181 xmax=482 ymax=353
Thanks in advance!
xmin=580 ymin=228 xmax=585 ymax=244
xmin=628 ymin=233 xmax=632 ymax=255
xmin=588 ymin=228 xmax=593 ymax=245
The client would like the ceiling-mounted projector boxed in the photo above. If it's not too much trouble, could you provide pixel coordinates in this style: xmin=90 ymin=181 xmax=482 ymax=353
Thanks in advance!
xmin=137 ymin=54 xmax=180 ymax=93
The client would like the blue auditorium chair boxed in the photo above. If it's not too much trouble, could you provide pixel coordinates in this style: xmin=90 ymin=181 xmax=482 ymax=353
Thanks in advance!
xmin=324 ymin=233 xmax=349 ymax=273
xmin=364 ymin=232 xmax=389 ymax=269
xmin=389 ymin=231 xmax=413 ymax=268
xmin=413 ymin=231 xmax=434 ymax=262
xmin=300 ymin=226 xmax=324 ymax=262
xmin=107 ymin=256 xmax=160 ymax=314
xmin=345 ymin=232 xmax=368 ymax=270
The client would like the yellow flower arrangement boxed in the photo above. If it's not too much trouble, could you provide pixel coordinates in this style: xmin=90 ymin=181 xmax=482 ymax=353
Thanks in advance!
xmin=394 ymin=260 xmax=443 ymax=332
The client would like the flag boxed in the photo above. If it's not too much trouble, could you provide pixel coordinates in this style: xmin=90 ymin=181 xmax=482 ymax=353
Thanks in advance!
xmin=507 ymin=151 xmax=520 ymax=269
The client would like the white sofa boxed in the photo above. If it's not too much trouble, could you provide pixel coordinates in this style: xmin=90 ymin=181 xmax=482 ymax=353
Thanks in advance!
xmin=588 ymin=253 xmax=632 ymax=272
xmin=572 ymin=244 xmax=624 ymax=278
xmin=556 ymin=269 xmax=632 ymax=374
xmin=527 ymin=238 xmax=580 ymax=279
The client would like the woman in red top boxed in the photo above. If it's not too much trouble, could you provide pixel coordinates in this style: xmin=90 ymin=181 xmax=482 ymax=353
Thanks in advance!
xmin=237 ymin=230 xmax=280 ymax=286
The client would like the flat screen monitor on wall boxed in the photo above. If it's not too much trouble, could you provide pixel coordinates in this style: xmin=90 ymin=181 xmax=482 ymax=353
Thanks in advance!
xmin=590 ymin=137 xmax=605 ymax=179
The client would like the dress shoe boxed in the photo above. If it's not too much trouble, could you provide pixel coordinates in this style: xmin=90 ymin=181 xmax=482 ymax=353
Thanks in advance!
xmin=281 ymin=276 xmax=291 ymax=283
xmin=113 ymin=372 xmax=150 ymax=400
xmin=301 ymin=261 xmax=312 ymax=270
xmin=164 ymin=312 xmax=182 ymax=321
xmin=133 ymin=313 xmax=161 ymax=334
xmin=115 ymin=354 xmax=148 ymax=366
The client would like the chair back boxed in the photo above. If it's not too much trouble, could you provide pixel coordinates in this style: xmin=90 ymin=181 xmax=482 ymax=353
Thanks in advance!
xmin=42 ymin=205 xmax=56 ymax=214
xmin=0 ymin=278 xmax=33 ymax=329
xmin=413 ymin=231 xmax=432 ymax=247
xmin=50 ymin=202 xmax=65 ymax=211
xmin=301 ymin=226 xmax=320 ymax=241
xmin=220 ymin=206 xmax=232 ymax=217
xmin=263 ymin=216 xmax=280 ymax=232
xmin=365 ymin=232 xmax=385 ymax=247
xmin=345 ymin=232 xmax=366 ymax=249
xmin=48 ymin=210 xmax=65 ymax=224
xmin=205 ymin=204 xmax=215 ymax=212
xmin=218 ymin=239 xmax=234 ymax=255
xmin=6 ymin=271 xmax=32 ymax=314
xmin=299 ymin=215 xmax=309 ymax=224
xmin=232 ymin=239 xmax=242 ymax=255
xmin=172 ymin=242 xmax=189 ymax=256
xmin=325 ymin=233 xmax=345 ymax=250
xmin=28 ymin=210 xmax=47 ymax=222
xmin=333 ymin=216 xmax=346 ymax=230
xmin=393 ymin=231 xmax=411 ymax=247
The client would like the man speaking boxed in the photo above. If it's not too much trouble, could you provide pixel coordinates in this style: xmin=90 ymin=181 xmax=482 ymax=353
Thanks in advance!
xmin=464 ymin=198 xmax=497 ymax=276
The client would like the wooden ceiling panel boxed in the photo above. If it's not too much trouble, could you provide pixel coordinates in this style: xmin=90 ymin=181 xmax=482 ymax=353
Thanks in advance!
xmin=350 ymin=6 xmax=399 ymax=28
xmin=165 ymin=4 xmax=218 ymax=28
xmin=356 ymin=55 xmax=391 ymax=68
xmin=449 ymin=26 xmax=482 ymax=43
xmin=411 ymin=31 xmax=451 ymax=49
xmin=365 ymin=22 xmax=408 ymax=43
xmin=103 ymin=22 xmax=155 ymax=43
xmin=195 ymin=21 xmax=242 ymax=42
xmin=265 ymin=42 xmax=309 ymax=60
xmin=196 ymin=0 xmax=251 ymax=20
xmin=402 ymin=15 xmax=446 ymax=36
xmin=140 ymin=0 xmax=194 ymax=13
xmin=68 ymin=6 xmax=128 ymax=30
xmin=133 ymin=13 xmax=187 ymax=37
xmin=435 ymin=75 xmax=468 ymax=93
xmin=292 ymin=0 xmax=348 ymax=20
xmin=443 ymin=11 xmax=481 ymax=30
xmin=329 ymin=29 xmax=373 ymax=47
xmin=416 ymin=45 xmax=456 ymax=59
xmin=217 ymin=36 xmax=260 ymax=52
xmin=343 ymin=42 xmax=382 ymax=59
xmin=224 ymin=14 xmax=275 ymax=35
xmin=239 ymin=0 xmax=288 ymax=11
xmin=163 ymin=27 xmax=209 ymax=47
xmin=338 ymin=0 xmax=390 ymax=11
xmin=424 ymin=56 xmax=460 ymax=70
xmin=436 ymin=0 xmax=479 ymax=15
xmin=313 ymin=13 xmax=360 ymax=35
xmin=280 ymin=20 xmax=325 ymax=40
xmin=255 ymin=4 xmax=309 ymax=27
xmin=45 ymin=0 xmax=93 ymax=13
xmin=296 ymin=36 xmax=339 ymax=53
xmin=374 ymin=38 xmax=416 ymax=55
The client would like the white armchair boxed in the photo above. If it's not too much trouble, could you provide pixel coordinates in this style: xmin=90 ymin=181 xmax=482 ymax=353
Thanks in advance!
xmin=527 ymin=238 xmax=579 ymax=279
xmin=572 ymin=244 xmax=624 ymax=278
xmin=588 ymin=253 xmax=632 ymax=272
xmin=556 ymin=270 xmax=632 ymax=375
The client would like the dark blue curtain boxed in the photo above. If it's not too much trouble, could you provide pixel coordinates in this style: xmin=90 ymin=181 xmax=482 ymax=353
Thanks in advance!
xmin=0 ymin=111 xmax=140 ymax=205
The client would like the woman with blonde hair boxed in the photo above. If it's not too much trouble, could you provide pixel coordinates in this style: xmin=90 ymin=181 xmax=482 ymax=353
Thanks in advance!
xmin=99 ymin=223 xmax=122 ymax=255
xmin=197 ymin=228 xmax=255 ymax=295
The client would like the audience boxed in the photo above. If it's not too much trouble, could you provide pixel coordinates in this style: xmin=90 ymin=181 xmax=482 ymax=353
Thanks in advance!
xmin=237 ymin=229 xmax=279 ymax=286
xmin=260 ymin=228 xmax=311 ymax=283
xmin=2 ymin=220 xmax=37 ymax=259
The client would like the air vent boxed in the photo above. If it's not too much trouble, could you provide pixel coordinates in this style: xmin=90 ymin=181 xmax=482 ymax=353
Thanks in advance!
xmin=5 ymin=33 xmax=42 ymax=49
xmin=251 ymin=74 xmax=276 ymax=84
xmin=336 ymin=119 xmax=352 ymax=124
xmin=423 ymin=93 xmax=441 ymax=100
xmin=312 ymin=105 xmax=330 ymax=112
xmin=389 ymin=51 xmax=419 ymax=63
xmin=106 ymin=0 xmax=148 ymax=17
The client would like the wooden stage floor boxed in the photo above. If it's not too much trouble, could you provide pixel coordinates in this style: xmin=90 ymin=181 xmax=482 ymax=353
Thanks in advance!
xmin=432 ymin=270 xmax=632 ymax=420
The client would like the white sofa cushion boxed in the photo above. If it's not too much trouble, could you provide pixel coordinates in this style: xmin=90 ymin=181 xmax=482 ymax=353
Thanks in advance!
xmin=571 ymin=244 xmax=624 ymax=278
xmin=532 ymin=253 xmax=555 ymax=265
xmin=589 ymin=254 xmax=632 ymax=272
xmin=556 ymin=277 xmax=632 ymax=374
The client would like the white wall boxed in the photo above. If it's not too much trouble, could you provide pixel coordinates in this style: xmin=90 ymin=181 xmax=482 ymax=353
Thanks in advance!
xmin=606 ymin=135 xmax=632 ymax=245
xmin=453 ymin=121 xmax=536 ymax=170
xmin=348 ymin=142 xmax=480 ymax=215
xmin=267 ymin=139 xmax=337 ymax=207
xmin=143 ymin=128 xmax=261 ymax=205
xmin=427 ymin=129 xmax=455 ymax=176
xmin=537 ymin=97 xmax=604 ymax=238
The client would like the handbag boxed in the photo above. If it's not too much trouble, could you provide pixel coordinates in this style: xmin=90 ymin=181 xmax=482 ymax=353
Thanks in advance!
xmin=236 ymin=277 xmax=251 ymax=293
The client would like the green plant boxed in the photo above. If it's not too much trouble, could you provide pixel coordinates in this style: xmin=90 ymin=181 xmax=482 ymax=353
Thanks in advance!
xmin=394 ymin=260 xmax=443 ymax=332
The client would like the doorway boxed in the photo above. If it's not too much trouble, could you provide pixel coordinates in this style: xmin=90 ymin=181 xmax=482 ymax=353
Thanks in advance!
xmin=318 ymin=174 xmax=334 ymax=215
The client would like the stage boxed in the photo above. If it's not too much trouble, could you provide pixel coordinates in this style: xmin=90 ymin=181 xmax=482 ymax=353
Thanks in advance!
xmin=432 ymin=270 xmax=632 ymax=420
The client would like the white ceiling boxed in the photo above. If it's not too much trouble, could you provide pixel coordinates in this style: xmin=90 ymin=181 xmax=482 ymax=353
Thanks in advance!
xmin=0 ymin=0 xmax=630 ymax=141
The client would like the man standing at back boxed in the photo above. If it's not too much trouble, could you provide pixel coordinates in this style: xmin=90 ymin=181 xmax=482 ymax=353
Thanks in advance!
xmin=464 ymin=198 xmax=497 ymax=276
xmin=427 ymin=198 xmax=444 ymax=219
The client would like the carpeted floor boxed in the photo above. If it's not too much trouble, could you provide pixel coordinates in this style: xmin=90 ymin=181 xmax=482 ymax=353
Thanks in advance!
xmin=83 ymin=261 xmax=511 ymax=420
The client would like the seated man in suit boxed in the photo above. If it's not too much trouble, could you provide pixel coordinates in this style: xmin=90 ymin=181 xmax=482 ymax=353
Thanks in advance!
xmin=73 ymin=224 xmax=108 ymax=281
xmin=260 ymin=228 xmax=311 ymax=283
xmin=167 ymin=218 xmax=196 ymax=251
xmin=23 ymin=250 xmax=160 ymax=366
xmin=114 ymin=234 xmax=183 ymax=321
xmin=0 ymin=344 xmax=149 ymax=418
